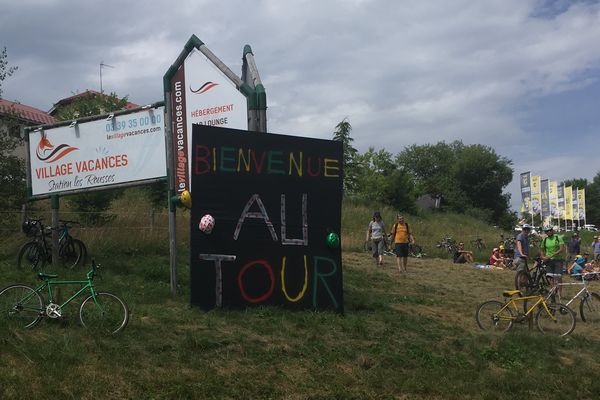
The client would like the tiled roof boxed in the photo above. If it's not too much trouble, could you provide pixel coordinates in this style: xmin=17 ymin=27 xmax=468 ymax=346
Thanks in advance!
xmin=48 ymin=90 xmax=140 ymax=115
xmin=0 ymin=98 xmax=56 ymax=125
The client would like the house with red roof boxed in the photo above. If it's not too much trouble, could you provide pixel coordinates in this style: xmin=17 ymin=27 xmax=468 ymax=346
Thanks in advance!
xmin=0 ymin=98 xmax=56 ymax=159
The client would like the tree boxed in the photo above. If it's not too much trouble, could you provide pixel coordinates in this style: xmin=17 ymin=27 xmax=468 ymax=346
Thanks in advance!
xmin=397 ymin=141 xmax=513 ymax=224
xmin=0 ymin=46 xmax=18 ymax=98
xmin=0 ymin=47 xmax=25 ymax=213
xmin=332 ymin=118 xmax=359 ymax=194
xmin=55 ymin=92 xmax=131 ymax=223
xmin=584 ymin=174 xmax=600 ymax=225
xmin=352 ymin=148 xmax=417 ymax=211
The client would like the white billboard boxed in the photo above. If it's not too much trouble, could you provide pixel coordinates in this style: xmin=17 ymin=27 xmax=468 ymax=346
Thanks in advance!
xmin=169 ymin=48 xmax=248 ymax=195
xmin=29 ymin=106 xmax=167 ymax=196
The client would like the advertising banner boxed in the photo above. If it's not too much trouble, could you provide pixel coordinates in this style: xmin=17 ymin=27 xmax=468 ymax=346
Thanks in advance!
xmin=28 ymin=106 xmax=166 ymax=197
xmin=531 ymin=175 xmax=542 ymax=216
xmin=169 ymin=48 xmax=248 ymax=195
xmin=578 ymin=188 xmax=586 ymax=221
xmin=565 ymin=185 xmax=573 ymax=220
xmin=549 ymin=180 xmax=559 ymax=219
xmin=573 ymin=187 xmax=579 ymax=222
xmin=520 ymin=172 xmax=531 ymax=214
xmin=557 ymin=184 xmax=565 ymax=219
xmin=190 ymin=125 xmax=344 ymax=313
xmin=540 ymin=179 xmax=550 ymax=218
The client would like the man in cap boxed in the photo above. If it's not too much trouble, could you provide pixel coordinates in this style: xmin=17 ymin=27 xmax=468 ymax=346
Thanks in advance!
xmin=540 ymin=226 xmax=566 ymax=288
xmin=514 ymin=224 xmax=532 ymax=273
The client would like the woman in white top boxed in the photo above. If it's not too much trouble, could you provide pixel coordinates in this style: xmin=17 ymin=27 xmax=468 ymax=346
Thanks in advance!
xmin=366 ymin=211 xmax=386 ymax=266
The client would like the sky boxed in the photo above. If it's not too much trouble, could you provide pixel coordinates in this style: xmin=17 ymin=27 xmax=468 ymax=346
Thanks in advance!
xmin=1 ymin=0 xmax=600 ymax=211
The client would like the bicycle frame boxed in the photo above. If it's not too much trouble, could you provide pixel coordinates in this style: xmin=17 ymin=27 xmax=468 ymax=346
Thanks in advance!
xmin=498 ymin=294 xmax=556 ymax=321
xmin=546 ymin=272 xmax=600 ymax=308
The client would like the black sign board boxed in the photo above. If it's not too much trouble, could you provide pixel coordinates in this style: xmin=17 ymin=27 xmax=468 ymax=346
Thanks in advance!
xmin=190 ymin=125 xmax=343 ymax=313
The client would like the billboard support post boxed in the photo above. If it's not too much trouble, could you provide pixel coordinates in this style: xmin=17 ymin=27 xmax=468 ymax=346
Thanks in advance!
xmin=164 ymin=35 xmax=267 ymax=297
xmin=51 ymin=194 xmax=60 ymax=266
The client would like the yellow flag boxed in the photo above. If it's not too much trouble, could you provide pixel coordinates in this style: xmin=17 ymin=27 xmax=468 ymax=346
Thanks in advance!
xmin=531 ymin=175 xmax=542 ymax=216
xmin=565 ymin=186 xmax=573 ymax=219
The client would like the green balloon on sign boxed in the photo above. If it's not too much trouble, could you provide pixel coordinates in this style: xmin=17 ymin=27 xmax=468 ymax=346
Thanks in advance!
xmin=326 ymin=232 xmax=340 ymax=248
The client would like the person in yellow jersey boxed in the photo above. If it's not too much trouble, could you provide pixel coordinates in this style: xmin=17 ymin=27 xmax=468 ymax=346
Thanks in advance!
xmin=390 ymin=214 xmax=415 ymax=273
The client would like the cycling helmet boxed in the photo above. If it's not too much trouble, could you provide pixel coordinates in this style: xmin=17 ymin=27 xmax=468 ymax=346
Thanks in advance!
xmin=180 ymin=190 xmax=192 ymax=209
xmin=543 ymin=225 xmax=553 ymax=232
xmin=199 ymin=214 xmax=215 ymax=234
xmin=521 ymin=223 xmax=532 ymax=229
xmin=21 ymin=219 xmax=38 ymax=237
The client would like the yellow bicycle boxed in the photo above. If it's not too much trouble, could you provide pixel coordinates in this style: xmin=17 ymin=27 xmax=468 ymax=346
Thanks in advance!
xmin=476 ymin=289 xmax=576 ymax=337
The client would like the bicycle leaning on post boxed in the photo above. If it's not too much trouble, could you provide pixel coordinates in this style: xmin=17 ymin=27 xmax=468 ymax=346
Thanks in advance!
xmin=17 ymin=218 xmax=87 ymax=270
xmin=0 ymin=259 xmax=129 ymax=334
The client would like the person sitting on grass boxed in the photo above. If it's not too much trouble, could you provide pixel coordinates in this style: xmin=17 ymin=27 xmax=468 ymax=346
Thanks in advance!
xmin=488 ymin=248 xmax=506 ymax=269
xmin=568 ymin=255 xmax=590 ymax=275
xmin=453 ymin=242 xmax=474 ymax=264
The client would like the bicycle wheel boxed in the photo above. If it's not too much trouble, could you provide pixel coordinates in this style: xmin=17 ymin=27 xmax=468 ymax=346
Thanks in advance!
xmin=515 ymin=271 xmax=530 ymax=291
xmin=79 ymin=292 xmax=129 ymax=334
xmin=76 ymin=239 xmax=88 ymax=264
xmin=409 ymin=244 xmax=423 ymax=257
xmin=17 ymin=242 xmax=46 ymax=270
xmin=535 ymin=303 xmax=576 ymax=336
xmin=580 ymin=292 xmax=600 ymax=323
xmin=475 ymin=300 xmax=513 ymax=332
xmin=0 ymin=285 xmax=43 ymax=328
xmin=59 ymin=237 xmax=84 ymax=269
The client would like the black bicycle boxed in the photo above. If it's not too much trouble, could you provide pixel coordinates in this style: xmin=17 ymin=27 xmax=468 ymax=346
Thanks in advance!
xmin=514 ymin=257 xmax=551 ymax=295
xmin=17 ymin=219 xmax=87 ymax=270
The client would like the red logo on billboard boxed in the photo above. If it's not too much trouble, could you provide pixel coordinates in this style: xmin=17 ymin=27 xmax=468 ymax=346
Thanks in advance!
xmin=190 ymin=82 xmax=219 ymax=94
xmin=36 ymin=132 xmax=78 ymax=163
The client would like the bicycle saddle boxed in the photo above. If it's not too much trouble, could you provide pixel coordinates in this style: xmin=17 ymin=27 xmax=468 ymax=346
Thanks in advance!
xmin=502 ymin=290 xmax=521 ymax=297
xmin=38 ymin=272 xmax=58 ymax=280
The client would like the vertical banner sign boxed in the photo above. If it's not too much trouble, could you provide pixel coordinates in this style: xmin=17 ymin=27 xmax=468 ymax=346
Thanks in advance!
xmin=531 ymin=175 xmax=542 ymax=216
xmin=190 ymin=125 xmax=344 ymax=313
xmin=557 ymin=184 xmax=565 ymax=219
xmin=520 ymin=172 xmax=531 ymax=214
xmin=565 ymin=185 xmax=573 ymax=220
xmin=578 ymin=188 xmax=586 ymax=223
xmin=540 ymin=179 xmax=550 ymax=219
xmin=572 ymin=187 xmax=579 ymax=221
xmin=549 ymin=180 xmax=559 ymax=219
xmin=169 ymin=48 xmax=248 ymax=195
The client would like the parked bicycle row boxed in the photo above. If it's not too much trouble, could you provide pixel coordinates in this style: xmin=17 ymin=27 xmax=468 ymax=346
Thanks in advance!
xmin=18 ymin=218 xmax=88 ymax=270
xmin=476 ymin=224 xmax=600 ymax=337
xmin=1 ymin=218 xmax=129 ymax=334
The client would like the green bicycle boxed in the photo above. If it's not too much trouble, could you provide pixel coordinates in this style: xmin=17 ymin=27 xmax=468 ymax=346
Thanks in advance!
xmin=0 ymin=260 xmax=128 ymax=334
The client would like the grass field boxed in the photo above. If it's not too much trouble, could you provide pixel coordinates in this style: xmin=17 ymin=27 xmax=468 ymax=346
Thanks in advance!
xmin=1 ymin=194 xmax=598 ymax=399
xmin=2 ymin=248 xmax=600 ymax=399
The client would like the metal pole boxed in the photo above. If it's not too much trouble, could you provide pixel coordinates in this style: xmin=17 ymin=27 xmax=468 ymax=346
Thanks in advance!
xmin=164 ymin=92 xmax=178 ymax=295
xmin=51 ymin=195 xmax=60 ymax=266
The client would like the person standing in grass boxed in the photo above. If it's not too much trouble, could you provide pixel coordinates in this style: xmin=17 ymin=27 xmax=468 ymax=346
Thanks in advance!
xmin=566 ymin=232 xmax=581 ymax=266
xmin=514 ymin=224 xmax=532 ymax=273
xmin=591 ymin=236 xmax=600 ymax=261
xmin=391 ymin=214 xmax=414 ymax=273
xmin=540 ymin=226 xmax=565 ymax=290
xmin=366 ymin=211 xmax=386 ymax=266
